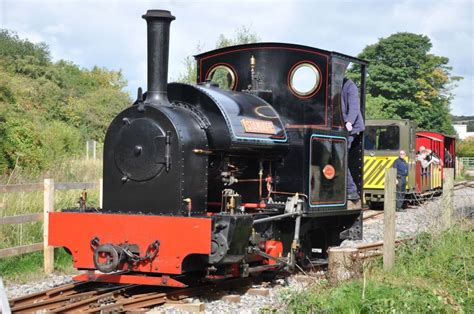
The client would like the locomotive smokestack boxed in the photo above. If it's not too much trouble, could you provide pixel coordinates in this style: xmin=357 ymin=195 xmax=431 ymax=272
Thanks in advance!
xmin=142 ymin=10 xmax=175 ymax=106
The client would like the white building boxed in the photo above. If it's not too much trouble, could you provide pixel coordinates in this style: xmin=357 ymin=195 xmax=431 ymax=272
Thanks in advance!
xmin=453 ymin=124 xmax=474 ymax=139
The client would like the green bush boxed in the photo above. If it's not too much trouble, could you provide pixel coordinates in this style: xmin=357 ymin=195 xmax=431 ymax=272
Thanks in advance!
xmin=0 ymin=29 xmax=130 ymax=173
xmin=0 ymin=116 xmax=44 ymax=172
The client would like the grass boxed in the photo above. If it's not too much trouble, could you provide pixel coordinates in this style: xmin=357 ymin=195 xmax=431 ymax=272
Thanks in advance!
xmin=0 ymin=157 xmax=102 ymax=281
xmin=281 ymin=222 xmax=473 ymax=313
xmin=0 ymin=158 xmax=102 ymax=249
xmin=0 ymin=249 xmax=75 ymax=283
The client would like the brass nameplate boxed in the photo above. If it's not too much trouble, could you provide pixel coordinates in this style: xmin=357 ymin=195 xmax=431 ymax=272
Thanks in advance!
xmin=241 ymin=119 xmax=276 ymax=135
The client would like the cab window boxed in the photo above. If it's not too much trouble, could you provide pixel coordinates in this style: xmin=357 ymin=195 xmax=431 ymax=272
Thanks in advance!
xmin=364 ymin=126 xmax=399 ymax=150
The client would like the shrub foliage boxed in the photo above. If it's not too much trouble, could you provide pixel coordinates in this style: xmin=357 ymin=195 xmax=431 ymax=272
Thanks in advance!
xmin=0 ymin=30 xmax=130 ymax=173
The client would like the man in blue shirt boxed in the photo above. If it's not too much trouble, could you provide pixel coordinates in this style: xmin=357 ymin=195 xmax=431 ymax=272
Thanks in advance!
xmin=342 ymin=78 xmax=365 ymax=200
xmin=392 ymin=150 xmax=408 ymax=211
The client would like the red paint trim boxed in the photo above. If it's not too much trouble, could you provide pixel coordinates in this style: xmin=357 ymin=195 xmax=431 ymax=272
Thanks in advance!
xmin=204 ymin=62 xmax=239 ymax=91
xmin=73 ymin=273 xmax=187 ymax=287
xmin=231 ymin=264 xmax=240 ymax=277
xmin=311 ymin=137 xmax=346 ymax=143
xmin=286 ymin=124 xmax=331 ymax=130
xmin=264 ymin=240 xmax=283 ymax=266
xmin=49 ymin=212 xmax=211 ymax=275
xmin=242 ymin=203 xmax=266 ymax=209
xmin=207 ymin=202 xmax=266 ymax=209
xmin=199 ymin=46 xmax=329 ymax=63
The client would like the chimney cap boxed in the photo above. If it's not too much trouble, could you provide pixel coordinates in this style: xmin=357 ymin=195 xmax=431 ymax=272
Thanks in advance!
xmin=142 ymin=10 xmax=175 ymax=21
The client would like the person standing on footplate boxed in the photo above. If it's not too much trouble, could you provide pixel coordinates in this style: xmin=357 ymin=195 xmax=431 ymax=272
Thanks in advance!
xmin=392 ymin=150 xmax=408 ymax=211
xmin=341 ymin=78 xmax=365 ymax=201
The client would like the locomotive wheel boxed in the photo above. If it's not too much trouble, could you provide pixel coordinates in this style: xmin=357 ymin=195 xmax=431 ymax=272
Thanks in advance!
xmin=209 ymin=233 xmax=228 ymax=264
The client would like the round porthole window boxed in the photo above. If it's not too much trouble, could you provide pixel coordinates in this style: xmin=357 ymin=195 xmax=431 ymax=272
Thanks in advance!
xmin=289 ymin=62 xmax=321 ymax=97
xmin=206 ymin=65 xmax=236 ymax=90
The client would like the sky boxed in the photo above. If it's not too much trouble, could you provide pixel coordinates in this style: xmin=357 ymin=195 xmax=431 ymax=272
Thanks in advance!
xmin=0 ymin=0 xmax=473 ymax=115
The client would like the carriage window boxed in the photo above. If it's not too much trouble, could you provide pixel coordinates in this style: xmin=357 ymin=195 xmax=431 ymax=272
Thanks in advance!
xmin=206 ymin=65 xmax=236 ymax=90
xmin=364 ymin=126 xmax=400 ymax=151
xmin=289 ymin=63 xmax=320 ymax=96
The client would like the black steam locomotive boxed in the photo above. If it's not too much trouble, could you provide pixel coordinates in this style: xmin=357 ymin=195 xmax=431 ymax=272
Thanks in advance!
xmin=49 ymin=10 xmax=367 ymax=287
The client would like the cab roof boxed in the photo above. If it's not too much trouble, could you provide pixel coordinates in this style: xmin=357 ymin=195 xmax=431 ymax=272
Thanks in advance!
xmin=195 ymin=42 xmax=369 ymax=65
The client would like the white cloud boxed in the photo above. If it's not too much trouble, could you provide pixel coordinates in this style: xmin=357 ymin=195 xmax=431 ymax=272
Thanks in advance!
xmin=43 ymin=24 xmax=69 ymax=35
xmin=0 ymin=0 xmax=472 ymax=115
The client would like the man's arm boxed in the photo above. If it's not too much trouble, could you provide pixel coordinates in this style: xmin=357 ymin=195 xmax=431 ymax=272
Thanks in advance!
xmin=345 ymin=81 xmax=360 ymax=125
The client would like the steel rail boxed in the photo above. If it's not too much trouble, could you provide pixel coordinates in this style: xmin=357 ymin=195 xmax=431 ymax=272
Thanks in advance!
xmin=8 ymin=276 xmax=262 ymax=312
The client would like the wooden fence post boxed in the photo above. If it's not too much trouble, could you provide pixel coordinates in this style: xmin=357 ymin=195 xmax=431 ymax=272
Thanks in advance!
xmin=327 ymin=247 xmax=361 ymax=283
xmin=43 ymin=178 xmax=55 ymax=274
xmin=383 ymin=168 xmax=396 ymax=271
xmin=442 ymin=168 xmax=454 ymax=229
xmin=99 ymin=178 xmax=103 ymax=209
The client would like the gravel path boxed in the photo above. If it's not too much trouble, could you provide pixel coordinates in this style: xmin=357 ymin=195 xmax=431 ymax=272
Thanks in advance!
xmin=341 ymin=186 xmax=474 ymax=247
xmin=4 ymin=186 xmax=473 ymax=313
xmin=5 ymin=274 xmax=73 ymax=299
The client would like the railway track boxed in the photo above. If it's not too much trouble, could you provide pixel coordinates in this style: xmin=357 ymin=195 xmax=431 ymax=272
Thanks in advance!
xmin=7 ymin=239 xmax=412 ymax=312
xmin=8 ymin=276 xmax=260 ymax=313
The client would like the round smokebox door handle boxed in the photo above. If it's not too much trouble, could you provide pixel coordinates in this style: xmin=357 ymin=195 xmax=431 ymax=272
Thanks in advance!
xmin=134 ymin=145 xmax=143 ymax=156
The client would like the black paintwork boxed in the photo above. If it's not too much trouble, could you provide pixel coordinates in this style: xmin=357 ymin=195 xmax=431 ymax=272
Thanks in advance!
xmin=168 ymin=83 xmax=288 ymax=152
xmin=103 ymin=104 xmax=208 ymax=215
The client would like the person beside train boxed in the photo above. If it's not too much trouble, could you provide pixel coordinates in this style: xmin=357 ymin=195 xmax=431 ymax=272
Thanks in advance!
xmin=392 ymin=150 xmax=408 ymax=211
xmin=342 ymin=78 xmax=365 ymax=201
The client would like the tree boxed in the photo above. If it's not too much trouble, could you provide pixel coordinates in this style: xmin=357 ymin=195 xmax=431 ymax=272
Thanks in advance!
xmin=457 ymin=137 xmax=474 ymax=157
xmin=349 ymin=33 xmax=461 ymax=135
xmin=177 ymin=26 xmax=260 ymax=84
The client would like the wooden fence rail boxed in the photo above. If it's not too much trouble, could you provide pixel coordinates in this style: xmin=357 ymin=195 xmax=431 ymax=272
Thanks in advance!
xmin=0 ymin=213 xmax=43 ymax=225
xmin=0 ymin=179 xmax=103 ymax=273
